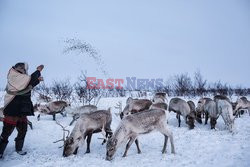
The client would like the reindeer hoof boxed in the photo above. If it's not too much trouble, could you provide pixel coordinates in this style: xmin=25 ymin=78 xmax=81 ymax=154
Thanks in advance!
xmin=162 ymin=150 xmax=167 ymax=154
xmin=138 ymin=150 xmax=141 ymax=154
xmin=85 ymin=150 xmax=90 ymax=154
xmin=122 ymin=154 xmax=127 ymax=157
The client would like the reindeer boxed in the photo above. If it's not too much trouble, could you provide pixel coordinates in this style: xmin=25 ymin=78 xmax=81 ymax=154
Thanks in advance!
xmin=169 ymin=98 xmax=195 ymax=129
xmin=62 ymin=109 xmax=113 ymax=157
xmin=106 ymin=109 xmax=175 ymax=160
xmin=197 ymin=99 xmax=219 ymax=129
xmin=152 ymin=92 xmax=167 ymax=103
xmin=216 ymin=99 xmax=235 ymax=132
xmin=120 ymin=97 xmax=152 ymax=119
xmin=118 ymin=97 xmax=152 ymax=154
xmin=196 ymin=97 xmax=213 ymax=123
xmin=34 ymin=100 xmax=70 ymax=121
xmin=150 ymin=93 xmax=169 ymax=122
xmin=68 ymin=105 xmax=97 ymax=126
xmin=151 ymin=93 xmax=168 ymax=110
xmin=234 ymin=97 xmax=250 ymax=117
xmin=213 ymin=95 xmax=231 ymax=103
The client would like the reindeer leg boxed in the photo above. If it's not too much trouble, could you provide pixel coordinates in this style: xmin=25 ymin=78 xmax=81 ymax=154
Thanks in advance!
xmin=101 ymin=130 xmax=109 ymax=145
xmin=162 ymin=135 xmax=168 ymax=154
xmin=37 ymin=114 xmax=40 ymax=121
xmin=86 ymin=133 xmax=92 ymax=153
xmin=60 ymin=110 xmax=67 ymax=117
xmin=159 ymin=124 xmax=175 ymax=154
xmin=73 ymin=147 xmax=79 ymax=155
xmin=196 ymin=112 xmax=202 ymax=124
xmin=53 ymin=114 xmax=56 ymax=121
xmin=122 ymin=136 xmax=136 ymax=157
xmin=135 ymin=139 xmax=141 ymax=154
xmin=178 ymin=114 xmax=181 ymax=127
xmin=205 ymin=112 xmax=208 ymax=125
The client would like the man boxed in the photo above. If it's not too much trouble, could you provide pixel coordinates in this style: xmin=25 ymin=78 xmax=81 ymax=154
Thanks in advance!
xmin=0 ymin=63 xmax=44 ymax=159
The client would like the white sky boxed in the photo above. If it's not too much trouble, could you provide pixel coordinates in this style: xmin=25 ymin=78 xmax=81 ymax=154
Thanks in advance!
xmin=0 ymin=0 xmax=249 ymax=88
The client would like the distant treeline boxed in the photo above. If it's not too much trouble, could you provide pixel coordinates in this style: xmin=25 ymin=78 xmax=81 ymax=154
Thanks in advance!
xmin=33 ymin=71 xmax=250 ymax=105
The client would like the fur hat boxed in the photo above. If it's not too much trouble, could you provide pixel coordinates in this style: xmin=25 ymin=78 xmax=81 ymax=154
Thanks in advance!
xmin=14 ymin=62 xmax=29 ymax=74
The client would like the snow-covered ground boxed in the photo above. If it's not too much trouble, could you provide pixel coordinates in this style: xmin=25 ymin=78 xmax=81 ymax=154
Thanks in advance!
xmin=0 ymin=97 xmax=250 ymax=167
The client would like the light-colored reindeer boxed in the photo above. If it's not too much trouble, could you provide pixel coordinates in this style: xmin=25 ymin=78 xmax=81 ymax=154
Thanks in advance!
xmin=106 ymin=109 xmax=175 ymax=160
xmin=150 ymin=92 xmax=168 ymax=110
xmin=169 ymin=98 xmax=195 ymax=129
xmin=234 ymin=97 xmax=250 ymax=117
xmin=198 ymin=97 xmax=235 ymax=132
xmin=216 ymin=99 xmax=235 ymax=132
xmin=62 ymin=109 xmax=112 ymax=157
xmin=197 ymin=98 xmax=219 ymax=129
xmin=67 ymin=105 xmax=97 ymax=126
xmin=119 ymin=97 xmax=153 ymax=154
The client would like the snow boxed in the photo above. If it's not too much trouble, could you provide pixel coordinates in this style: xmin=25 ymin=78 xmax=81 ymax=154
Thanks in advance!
xmin=0 ymin=97 xmax=250 ymax=167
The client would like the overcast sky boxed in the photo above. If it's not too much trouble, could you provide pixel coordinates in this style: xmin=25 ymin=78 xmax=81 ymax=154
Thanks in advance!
xmin=0 ymin=0 xmax=249 ymax=88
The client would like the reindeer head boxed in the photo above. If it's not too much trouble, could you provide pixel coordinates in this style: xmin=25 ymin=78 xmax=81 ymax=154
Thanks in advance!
xmin=106 ymin=137 xmax=118 ymax=161
xmin=33 ymin=103 xmax=40 ymax=112
xmin=196 ymin=98 xmax=206 ymax=113
xmin=186 ymin=113 xmax=195 ymax=129
xmin=210 ymin=117 xmax=217 ymax=129
xmin=53 ymin=121 xmax=78 ymax=157
xmin=63 ymin=134 xmax=82 ymax=157
xmin=231 ymin=102 xmax=237 ymax=111
xmin=62 ymin=121 xmax=83 ymax=157
xmin=120 ymin=105 xmax=129 ymax=119
xmin=152 ymin=92 xmax=167 ymax=103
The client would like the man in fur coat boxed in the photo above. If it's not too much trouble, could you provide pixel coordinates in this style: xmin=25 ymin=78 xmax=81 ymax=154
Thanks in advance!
xmin=0 ymin=63 xmax=44 ymax=158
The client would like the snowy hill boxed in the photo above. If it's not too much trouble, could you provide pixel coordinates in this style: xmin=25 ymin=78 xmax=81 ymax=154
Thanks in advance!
xmin=0 ymin=97 xmax=250 ymax=167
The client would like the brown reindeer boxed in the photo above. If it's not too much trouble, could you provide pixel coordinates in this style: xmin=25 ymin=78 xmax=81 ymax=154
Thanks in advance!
xmin=34 ymin=101 xmax=70 ymax=121
xmin=120 ymin=97 xmax=152 ymax=119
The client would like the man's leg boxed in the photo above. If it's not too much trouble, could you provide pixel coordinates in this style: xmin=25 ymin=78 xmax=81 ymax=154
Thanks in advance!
xmin=15 ymin=117 xmax=28 ymax=155
xmin=0 ymin=121 xmax=16 ymax=158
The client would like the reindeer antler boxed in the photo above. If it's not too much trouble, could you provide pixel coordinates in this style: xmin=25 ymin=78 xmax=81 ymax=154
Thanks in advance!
xmin=53 ymin=121 xmax=70 ymax=148
xmin=114 ymin=101 xmax=122 ymax=117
